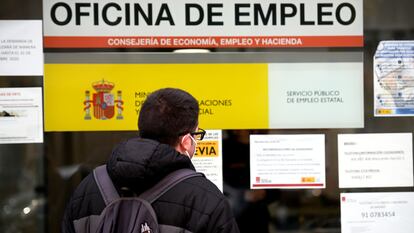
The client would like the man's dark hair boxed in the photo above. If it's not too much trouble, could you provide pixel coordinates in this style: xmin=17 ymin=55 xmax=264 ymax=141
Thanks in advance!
xmin=138 ymin=88 xmax=199 ymax=146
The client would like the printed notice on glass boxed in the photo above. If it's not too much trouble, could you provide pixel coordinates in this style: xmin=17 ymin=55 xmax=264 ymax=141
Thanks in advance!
xmin=250 ymin=134 xmax=325 ymax=189
xmin=192 ymin=130 xmax=223 ymax=192
xmin=0 ymin=20 xmax=43 ymax=76
xmin=338 ymin=133 xmax=413 ymax=188
xmin=0 ymin=88 xmax=43 ymax=144
xmin=341 ymin=192 xmax=414 ymax=233
xmin=374 ymin=41 xmax=414 ymax=116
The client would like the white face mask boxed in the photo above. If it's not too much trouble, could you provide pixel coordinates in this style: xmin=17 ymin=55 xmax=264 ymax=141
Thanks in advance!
xmin=183 ymin=134 xmax=197 ymax=159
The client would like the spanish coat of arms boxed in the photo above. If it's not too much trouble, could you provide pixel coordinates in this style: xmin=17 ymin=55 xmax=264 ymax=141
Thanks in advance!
xmin=83 ymin=79 xmax=124 ymax=120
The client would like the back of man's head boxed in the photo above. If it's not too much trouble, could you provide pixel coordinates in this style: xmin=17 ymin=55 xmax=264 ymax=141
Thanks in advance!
xmin=138 ymin=88 xmax=199 ymax=146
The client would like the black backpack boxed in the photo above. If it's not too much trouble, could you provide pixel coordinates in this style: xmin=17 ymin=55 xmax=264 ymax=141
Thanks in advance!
xmin=76 ymin=165 xmax=202 ymax=233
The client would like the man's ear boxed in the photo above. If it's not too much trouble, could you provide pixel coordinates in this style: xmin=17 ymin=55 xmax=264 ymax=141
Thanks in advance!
xmin=176 ymin=135 xmax=191 ymax=154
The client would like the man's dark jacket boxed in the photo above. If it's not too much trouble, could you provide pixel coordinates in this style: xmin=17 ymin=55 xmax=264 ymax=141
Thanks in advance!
xmin=62 ymin=138 xmax=240 ymax=233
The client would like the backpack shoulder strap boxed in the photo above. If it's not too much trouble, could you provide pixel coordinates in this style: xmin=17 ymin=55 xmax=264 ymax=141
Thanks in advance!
xmin=93 ymin=165 xmax=120 ymax=205
xmin=139 ymin=168 xmax=203 ymax=203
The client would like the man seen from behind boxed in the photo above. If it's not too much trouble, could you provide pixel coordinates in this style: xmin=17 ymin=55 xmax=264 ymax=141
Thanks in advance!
xmin=62 ymin=87 xmax=240 ymax=233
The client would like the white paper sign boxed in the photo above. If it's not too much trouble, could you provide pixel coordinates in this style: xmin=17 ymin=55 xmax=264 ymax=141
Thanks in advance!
xmin=192 ymin=130 xmax=223 ymax=192
xmin=268 ymin=62 xmax=364 ymax=128
xmin=0 ymin=88 xmax=43 ymax=144
xmin=250 ymin=134 xmax=325 ymax=189
xmin=338 ymin=133 xmax=413 ymax=188
xmin=341 ymin=192 xmax=414 ymax=233
xmin=0 ymin=20 xmax=43 ymax=76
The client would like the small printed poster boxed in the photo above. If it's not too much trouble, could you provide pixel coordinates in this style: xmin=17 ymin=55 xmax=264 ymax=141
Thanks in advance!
xmin=192 ymin=130 xmax=223 ymax=192
xmin=374 ymin=41 xmax=414 ymax=116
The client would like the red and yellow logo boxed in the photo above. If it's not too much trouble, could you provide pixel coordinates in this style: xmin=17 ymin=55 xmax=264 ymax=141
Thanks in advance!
xmin=83 ymin=79 xmax=124 ymax=120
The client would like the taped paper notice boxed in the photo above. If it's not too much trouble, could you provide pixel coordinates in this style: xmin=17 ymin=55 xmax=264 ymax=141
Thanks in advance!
xmin=341 ymin=192 xmax=414 ymax=233
xmin=0 ymin=88 xmax=43 ymax=144
xmin=338 ymin=133 xmax=413 ymax=188
xmin=250 ymin=134 xmax=325 ymax=189
xmin=0 ymin=20 xmax=43 ymax=76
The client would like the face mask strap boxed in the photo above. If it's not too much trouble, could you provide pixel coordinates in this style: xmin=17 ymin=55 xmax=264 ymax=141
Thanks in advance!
xmin=181 ymin=134 xmax=197 ymax=158
xmin=185 ymin=151 xmax=191 ymax=158
xmin=189 ymin=135 xmax=197 ymax=145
